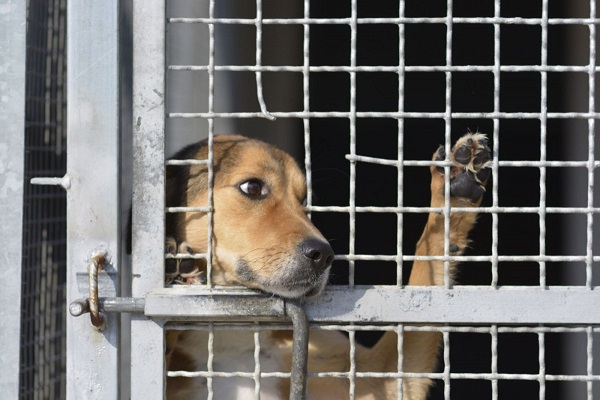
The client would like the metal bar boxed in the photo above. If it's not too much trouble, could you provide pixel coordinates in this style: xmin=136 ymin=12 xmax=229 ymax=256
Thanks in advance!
xmin=168 ymin=64 xmax=600 ymax=73
xmin=396 ymin=0 xmax=406 ymax=287
xmin=346 ymin=155 xmax=600 ymax=168
xmin=285 ymin=300 xmax=309 ymax=400
xmin=118 ymin=286 xmax=600 ymax=324
xmin=491 ymin=0 xmax=501 ymax=289
xmin=66 ymin=1 xmax=121 ymax=398
xmin=168 ymin=324 xmax=600 ymax=334
xmin=348 ymin=0 xmax=357 ymax=288
xmin=303 ymin=0 xmax=312 ymax=217
xmin=254 ymin=0 xmax=275 ymax=120
xmin=0 ymin=0 xmax=26 ymax=397
xmin=301 ymin=287 xmax=600 ymax=324
xmin=539 ymin=0 xmax=549 ymax=289
xmin=145 ymin=289 xmax=286 ymax=320
xmin=169 ymin=110 xmax=600 ymax=119
xmin=69 ymin=297 xmax=146 ymax=316
xmin=443 ymin=0 xmax=454 ymax=290
xmin=166 ymin=16 xmax=600 ymax=25
xmin=206 ymin=0 xmax=215 ymax=289
xmin=306 ymin=205 xmax=600 ymax=214
xmin=131 ymin=0 xmax=166 ymax=398
xmin=586 ymin=0 xmax=597 ymax=289
xmin=70 ymin=285 xmax=600 ymax=325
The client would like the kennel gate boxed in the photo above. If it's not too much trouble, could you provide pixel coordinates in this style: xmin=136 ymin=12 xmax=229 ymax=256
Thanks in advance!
xmin=44 ymin=0 xmax=600 ymax=399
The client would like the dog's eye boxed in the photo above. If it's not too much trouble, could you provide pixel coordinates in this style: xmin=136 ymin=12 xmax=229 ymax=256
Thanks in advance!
xmin=239 ymin=179 xmax=269 ymax=198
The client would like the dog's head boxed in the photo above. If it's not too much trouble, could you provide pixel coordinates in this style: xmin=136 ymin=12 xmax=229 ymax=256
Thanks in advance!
xmin=166 ymin=135 xmax=333 ymax=298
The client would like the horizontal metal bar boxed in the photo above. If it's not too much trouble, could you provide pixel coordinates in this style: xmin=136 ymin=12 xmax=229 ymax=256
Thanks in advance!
xmin=69 ymin=297 xmax=146 ymax=316
xmin=169 ymin=111 xmax=600 ymax=119
xmin=81 ymin=286 xmax=600 ymax=324
xmin=168 ymin=17 xmax=600 ymax=25
xmin=165 ymin=323 xmax=600 ymax=334
xmin=309 ymin=371 xmax=600 ymax=382
xmin=346 ymin=155 xmax=600 ymax=168
xmin=333 ymin=254 xmax=600 ymax=262
xmin=165 ymin=253 xmax=208 ymax=259
xmin=306 ymin=205 xmax=600 ymax=214
xmin=303 ymin=286 xmax=600 ymax=324
xmin=102 ymin=297 xmax=146 ymax=313
xmin=167 ymin=368 xmax=600 ymax=382
xmin=169 ymin=64 xmax=600 ymax=73
xmin=145 ymin=287 xmax=286 ymax=321
xmin=166 ymin=206 xmax=211 ymax=213
xmin=165 ymin=159 xmax=210 ymax=166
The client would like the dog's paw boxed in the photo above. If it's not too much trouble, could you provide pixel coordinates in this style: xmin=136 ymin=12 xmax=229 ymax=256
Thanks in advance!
xmin=165 ymin=237 xmax=179 ymax=284
xmin=165 ymin=239 xmax=206 ymax=285
xmin=174 ymin=242 xmax=206 ymax=285
xmin=434 ymin=133 xmax=492 ymax=202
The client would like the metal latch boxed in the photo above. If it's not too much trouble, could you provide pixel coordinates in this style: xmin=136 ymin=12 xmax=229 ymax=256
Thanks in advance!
xmin=68 ymin=255 xmax=310 ymax=400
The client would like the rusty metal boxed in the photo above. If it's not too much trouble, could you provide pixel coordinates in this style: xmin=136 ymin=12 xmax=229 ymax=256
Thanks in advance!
xmin=88 ymin=251 xmax=106 ymax=328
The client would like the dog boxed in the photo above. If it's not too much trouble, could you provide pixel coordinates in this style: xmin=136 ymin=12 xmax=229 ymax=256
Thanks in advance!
xmin=163 ymin=133 xmax=491 ymax=399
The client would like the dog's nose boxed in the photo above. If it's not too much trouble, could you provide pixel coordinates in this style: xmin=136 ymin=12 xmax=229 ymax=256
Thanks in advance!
xmin=300 ymin=238 xmax=334 ymax=272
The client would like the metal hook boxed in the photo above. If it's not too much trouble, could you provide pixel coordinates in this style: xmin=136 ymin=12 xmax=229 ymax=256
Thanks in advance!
xmin=88 ymin=250 xmax=107 ymax=329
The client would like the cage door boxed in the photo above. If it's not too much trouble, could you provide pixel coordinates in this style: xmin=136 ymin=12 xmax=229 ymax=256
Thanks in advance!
xmin=66 ymin=1 xmax=122 ymax=398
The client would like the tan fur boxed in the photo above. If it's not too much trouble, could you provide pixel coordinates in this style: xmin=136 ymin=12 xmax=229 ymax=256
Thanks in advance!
xmin=165 ymin=134 xmax=488 ymax=399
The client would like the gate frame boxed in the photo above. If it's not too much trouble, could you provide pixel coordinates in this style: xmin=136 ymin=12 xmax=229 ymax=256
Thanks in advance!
xmin=65 ymin=1 xmax=122 ymax=398
xmin=0 ymin=0 xmax=27 ymax=398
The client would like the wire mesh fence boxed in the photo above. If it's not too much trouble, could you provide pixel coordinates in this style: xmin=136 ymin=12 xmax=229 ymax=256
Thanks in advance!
xmin=11 ymin=0 xmax=596 ymax=398
xmin=19 ymin=0 xmax=68 ymax=399
xmin=160 ymin=0 xmax=599 ymax=399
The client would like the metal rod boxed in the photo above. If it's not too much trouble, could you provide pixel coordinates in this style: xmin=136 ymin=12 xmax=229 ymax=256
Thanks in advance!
xmin=30 ymin=175 xmax=71 ymax=190
xmin=285 ymin=299 xmax=309 ymax=400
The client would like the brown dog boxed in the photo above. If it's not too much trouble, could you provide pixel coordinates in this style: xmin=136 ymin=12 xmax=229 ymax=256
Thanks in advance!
xmin=164 ymin=133 xmax=491 ymax=399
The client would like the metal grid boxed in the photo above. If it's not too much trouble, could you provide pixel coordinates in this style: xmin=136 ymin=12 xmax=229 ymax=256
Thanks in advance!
xmin=19 ymin=0 xmax=68 ymax=398
xmin=124 ymin=0 xmax=600 ymax=399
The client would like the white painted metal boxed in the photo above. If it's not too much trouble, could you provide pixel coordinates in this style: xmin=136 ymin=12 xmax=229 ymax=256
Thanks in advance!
xmin=144 ymin=286 xmax=600 ymax=324
xmin=66 ymin=1 xmax=121 ymax=398
xmin=131 ymin=0 xmax=167 ymax=398
xmin=0 ymin=0 xmax=26 ymax=398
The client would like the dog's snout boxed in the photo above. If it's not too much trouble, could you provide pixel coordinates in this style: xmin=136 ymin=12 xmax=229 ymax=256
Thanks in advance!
xmin=300 ymin=238 xmax=334 ymax=272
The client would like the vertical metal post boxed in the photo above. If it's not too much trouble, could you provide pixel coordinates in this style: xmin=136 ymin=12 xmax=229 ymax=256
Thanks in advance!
xmin=66 ymin=1 xmax=121 ymax=398
xmin=131 ymin=0 xmax=166 ymax=398
xmin=0 ymin=0 xmax=26 ymax=398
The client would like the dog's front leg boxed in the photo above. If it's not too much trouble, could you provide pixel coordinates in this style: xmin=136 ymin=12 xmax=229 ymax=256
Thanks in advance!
xmin=401 ymin=133 xmax=491 ymax=399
